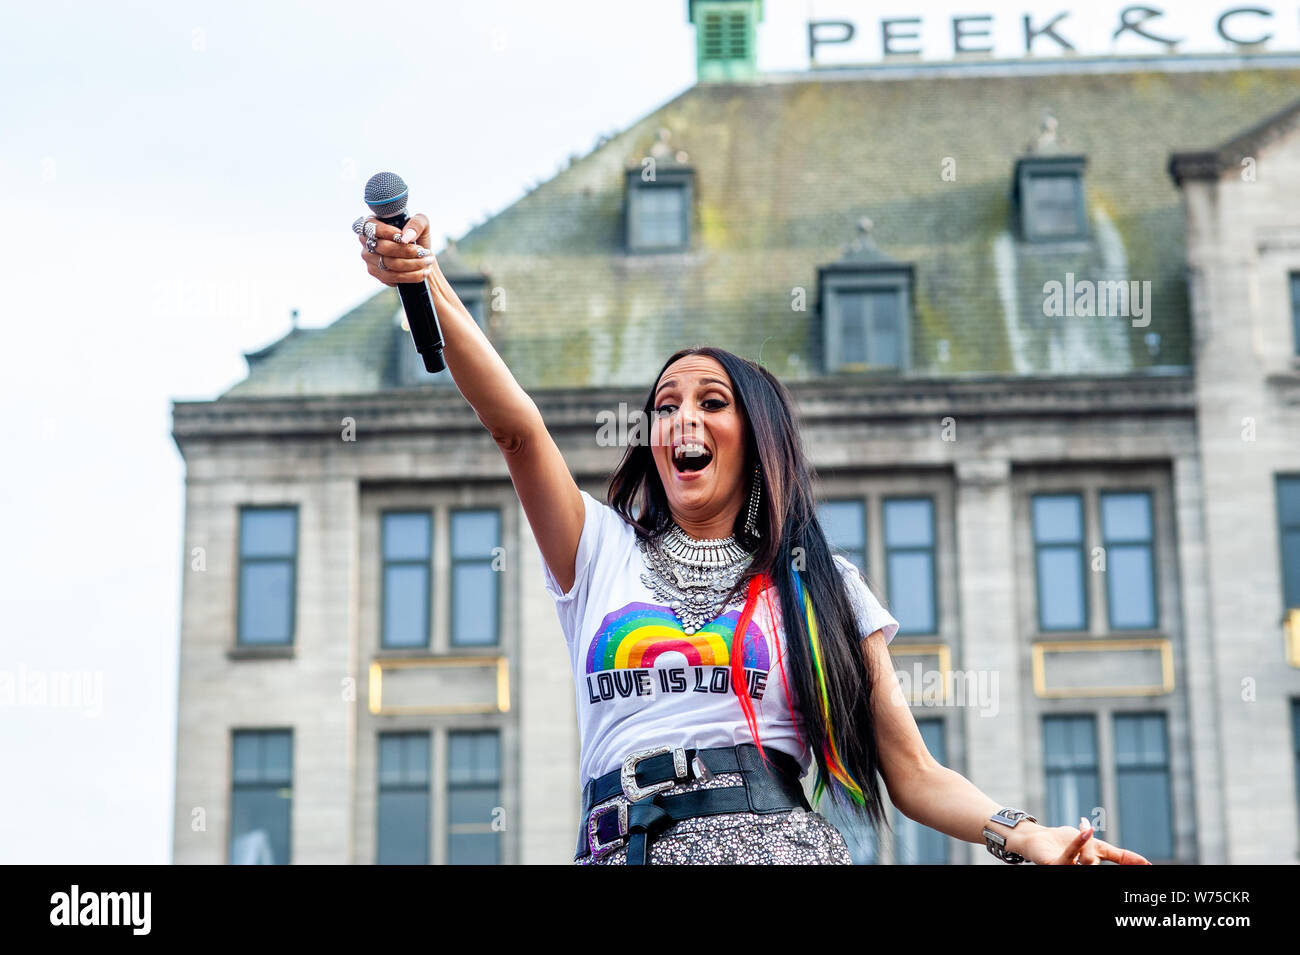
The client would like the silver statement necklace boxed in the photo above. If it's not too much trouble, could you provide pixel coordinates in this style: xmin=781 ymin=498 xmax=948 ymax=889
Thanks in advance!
xmin=637 ymin=522 xmax=754 ymax=634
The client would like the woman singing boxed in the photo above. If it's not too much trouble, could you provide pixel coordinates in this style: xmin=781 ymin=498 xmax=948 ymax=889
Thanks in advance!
xmin=355 ymin=212 xmax=1152 ymax=867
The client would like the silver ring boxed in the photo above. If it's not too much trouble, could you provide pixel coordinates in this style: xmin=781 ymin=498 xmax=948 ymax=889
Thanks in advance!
xmin=366 ymin=236 xmax=377 ymax=253
xmin=363 ymin=220 xmax=377 ymax=240
xmin=378 ymin=255 xmax=387 ymax=271
xmin=351 ymin=216 xmax=366 ymax=235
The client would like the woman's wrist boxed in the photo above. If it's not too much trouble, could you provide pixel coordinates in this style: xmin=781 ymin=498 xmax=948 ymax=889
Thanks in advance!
xmin=1003 ymin=819 xmax=1045 ymax=856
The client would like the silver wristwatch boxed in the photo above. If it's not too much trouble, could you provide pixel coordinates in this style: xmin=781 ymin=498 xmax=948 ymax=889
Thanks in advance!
xmin=982 ymin=807 xmax=1038 ymax=864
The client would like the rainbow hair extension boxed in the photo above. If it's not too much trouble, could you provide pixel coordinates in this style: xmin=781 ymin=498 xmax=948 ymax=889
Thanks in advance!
xmin=791 ymin=565 xmax=867 ymax=809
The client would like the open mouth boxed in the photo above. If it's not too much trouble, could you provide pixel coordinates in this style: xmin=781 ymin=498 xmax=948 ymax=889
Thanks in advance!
xmin=672 ymin=442 xmax=713 ymax=474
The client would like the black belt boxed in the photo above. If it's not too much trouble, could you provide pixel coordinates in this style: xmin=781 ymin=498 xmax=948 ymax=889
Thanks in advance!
xmin=575 ymin=743 xmax=811 ymax=864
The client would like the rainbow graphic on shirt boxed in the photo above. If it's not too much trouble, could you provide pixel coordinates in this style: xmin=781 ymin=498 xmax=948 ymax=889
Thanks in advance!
xmin=585 ymin=602 xmax=770 ymax=674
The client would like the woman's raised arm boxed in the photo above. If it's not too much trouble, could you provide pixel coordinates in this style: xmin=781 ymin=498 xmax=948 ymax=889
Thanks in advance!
xmin=358 ymin=214 xmax=586 ymax=592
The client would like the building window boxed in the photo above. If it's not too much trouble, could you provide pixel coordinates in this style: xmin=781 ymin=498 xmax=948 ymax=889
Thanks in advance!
xmin=1292 ymin=700 xmax=1300 ymax=829
xmin=625 ymin=168 xmax=693 ymax=252
xmin=700 ymin=8 xmax=751 ymax=63
xmin=377 ymin=732 xmax=430 ymax=865
xmin=381 ymin=511 xmax=432 ymax=649
xmin=1015 ymin=156 xmax=1087 ymax=241
xmin=1279 ymin=475 xmax=1300 ymax=609
xmin=1114 ymin=713 xmax=1174 ymax=861
xmin=884 ymin=497 xmax=937 ymax=635
xmin=1100 ymin=492 xmax=1157 ymax=630
xmin=1032 ymin=493 xmax=1088 ymax=632
xmin=843 ymin=289 xmax=902 ymax=369
xmin=1290 ymin=272 xmax=1300 ymax=356
xmin=1043 ymin=715 xmax=1100 ymax=829
xmin=821 ymin=274 xmax=912 ymax=374
xmin=689 ymin=0 xmax=761 ymax=80
xmin=450 ymin=509 xmax=501 ymax=647
xmin=818 ymin=499 xmax=866 ymax=571
xmin=237 ymin=507 xmax=298 ymax=646
xmin=817 ymin=223 xmax=913 ymax=375
xmin=894 ymin=719 xmax=948 ymax=863
xmin=229 ymin=730 xmax=292 ymax=864
xmin=447 ymin=730 xmax=502 ymax=864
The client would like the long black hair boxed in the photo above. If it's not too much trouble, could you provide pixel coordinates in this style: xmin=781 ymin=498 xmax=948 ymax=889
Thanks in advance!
xmin=608 ymin=346 xmax=891 ymax=833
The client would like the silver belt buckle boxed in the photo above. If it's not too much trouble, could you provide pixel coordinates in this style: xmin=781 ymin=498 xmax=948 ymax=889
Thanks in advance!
xmin=620 ymin=744 xmax=689 ymax=801
xmin=587 ymin=801 xmax=628 ymax=861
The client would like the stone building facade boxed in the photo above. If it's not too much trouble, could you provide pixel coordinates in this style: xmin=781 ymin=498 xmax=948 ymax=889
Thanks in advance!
xmin=171 ymin=4 xmax=1300 ymax=864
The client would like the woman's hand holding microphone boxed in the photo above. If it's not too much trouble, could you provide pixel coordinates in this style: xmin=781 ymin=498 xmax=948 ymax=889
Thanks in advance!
xmin=352 ymin=212 xmax=437 ymax=287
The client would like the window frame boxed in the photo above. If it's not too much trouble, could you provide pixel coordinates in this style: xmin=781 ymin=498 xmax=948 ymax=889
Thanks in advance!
xmin=1031 ymin=491 xmax=1090 ymax=634
xmin=235 ymin=505 xmax=299 ymax=647
xmin=1292 ymin=699 xmax=1300 ymax=832
xmin=380 ymin=509 xmax=434 ymax=650
xmin=1015 ymin=155 xmax=1088 ymax=243
xmin=1099 ymin=489 xmax=1160 ymax=632
xmin=228 ymin=728 xmax=293 ymax=865
xmin=1277 ymin=474 xmax=1300 ymax=611
xmin=1042 ymin=713 xmax=1101 ymax=830
xmin=449 ymin=507 xmax=503 ymax=649
xmin=446 ymin=728 xmax=503 ymax=865
xmin=882 ymin=495 xmax=938 ymax=636
xmin=818 ymin=264 xmax=914 ymax=374
xmin=376 ymin=730 xmax=432 ymax=865
xmin=624 ymin=167 xmax=694 ymax=253
xmin=1113 ymin=711 xmax=1175 ymax=862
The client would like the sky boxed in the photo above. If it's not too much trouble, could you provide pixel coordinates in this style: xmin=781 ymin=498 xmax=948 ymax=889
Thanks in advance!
xmin=0 ymin=0 xmax=1271 ymax=863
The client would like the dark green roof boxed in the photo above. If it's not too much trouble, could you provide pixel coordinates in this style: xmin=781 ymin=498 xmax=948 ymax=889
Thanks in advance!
xmin=228 ymin=60 xmax=1300 ymax=397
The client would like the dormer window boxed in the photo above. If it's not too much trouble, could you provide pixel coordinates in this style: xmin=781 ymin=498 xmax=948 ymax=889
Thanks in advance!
xmin=1015 ymin=155 xmax=1087 ymax=241
xmin=625 ymin=167 xmax=693 ymax=252
xmin=818 ymin=219 xmax=914 ymax=374
xmin=689 ymin=0 xmax=763 ymax=81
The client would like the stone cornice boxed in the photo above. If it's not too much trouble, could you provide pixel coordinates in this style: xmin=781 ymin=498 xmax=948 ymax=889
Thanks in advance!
xmin=171 ymin=373 xmax=1195 ymax=453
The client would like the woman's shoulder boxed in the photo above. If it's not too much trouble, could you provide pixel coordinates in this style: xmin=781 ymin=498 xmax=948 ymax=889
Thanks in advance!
xmin=830 ymin=552 xmax=865 ymax=580
xmin=577 ymin=490 xmax=640 ymax=544
xmin=829 ymin=553 xmax=899 ymax=643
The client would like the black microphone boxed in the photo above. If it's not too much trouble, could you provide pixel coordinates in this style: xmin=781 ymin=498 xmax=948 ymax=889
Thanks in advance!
xmin=364 ymin=171 xmax=446 ymax=374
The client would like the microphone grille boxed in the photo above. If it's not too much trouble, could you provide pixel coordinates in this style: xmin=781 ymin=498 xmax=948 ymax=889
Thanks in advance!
xmin=364 ymin=172 xmax=409 ymax=218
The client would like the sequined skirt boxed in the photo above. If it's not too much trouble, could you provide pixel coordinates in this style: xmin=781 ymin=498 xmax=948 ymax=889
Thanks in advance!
xmin=574 ymin=771 xmax=852 ymax=865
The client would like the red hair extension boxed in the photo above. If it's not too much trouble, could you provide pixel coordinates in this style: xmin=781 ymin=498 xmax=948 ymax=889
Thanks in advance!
xmin=730 ymin=574 xmax=768 ymax=765
xmin=762 ymin=582 xmax=807 ymax=754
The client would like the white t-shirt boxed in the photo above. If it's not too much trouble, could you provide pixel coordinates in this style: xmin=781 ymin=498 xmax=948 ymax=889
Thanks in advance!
xmin=542 ymin=491 xmax=900 ymax=784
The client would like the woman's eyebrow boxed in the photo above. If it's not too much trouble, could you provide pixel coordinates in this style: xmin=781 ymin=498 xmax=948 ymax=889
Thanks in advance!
xmin=655 ymin=376 xmax=732 ymax=397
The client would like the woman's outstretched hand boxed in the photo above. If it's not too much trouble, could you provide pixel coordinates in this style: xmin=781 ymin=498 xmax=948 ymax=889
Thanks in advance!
xmin=355 ymin=212 xmax=435 ymax=287
xmin=1016 ymin=817 xmax=1152 ymax=865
